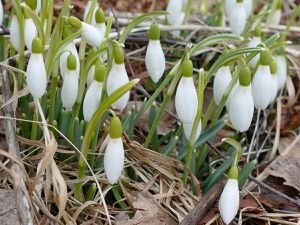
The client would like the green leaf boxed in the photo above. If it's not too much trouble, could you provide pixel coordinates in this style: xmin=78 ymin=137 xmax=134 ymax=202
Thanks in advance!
xmin=238 ymin=160 xmax=257 ymax=190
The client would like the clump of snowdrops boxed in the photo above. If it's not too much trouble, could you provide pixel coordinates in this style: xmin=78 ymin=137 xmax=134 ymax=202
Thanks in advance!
xmin=1 ymin=0 xmax=296 ymax=223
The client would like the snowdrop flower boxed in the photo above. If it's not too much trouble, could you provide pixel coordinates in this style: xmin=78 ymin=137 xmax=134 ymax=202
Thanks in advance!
xmin=171 ymin=12 xmax=185 ymax=37
xmin=107 ymin=45 xmax=130 ymax=111
xmin=229 ymin=66 xmax=254 ymax=132
xmin=104 ymin=116 xmax=125 ymax=184
xmin=35 ymin=0 xmax=41 ymax=14
xmin=83 ymin=60 xmax=105 ymax=122
xmin=252 ymin=49 xmax=273 ymax=110
xmin=83 ymin=0 xmax=98 ymax=25
xmin=61 ymin=54 xmax=79 ymax=110
xmin=0 ymin=0 xmax=3 ymax=25
xmin=166 ymin=0 xmax=183 ymax=25
xmin=68 ymin=16 xmax=104 ymax=47
xmin=248 ymin=27 xmax=261 ymax=68
xmin=229 ymin=0 xmax=247 ymax=35
xmin=267 ymin=0 xmax=282 ymax=26
xmin=94 ymin=8 xmax=106 ymax=38
xmin=145 ymin=22 xmax=165 ymax=83
xmin=25 ymin=0 xmax=41 ymax=14
xmin=23 ymin=8 xmax=37 ymax=52
xmin=269 ymin=59 xmax=278 ymax=103
xmin=224 ymin=0 xmax=234 ymax=17
xmin=26 ymin=37 xmax=47 ymax=98
xmin=183 ymin=121 xmax=201 ymax=144
xmin=10 ymin=14 xmax=21 ymax=52
xmin=60 ymin=24 xmax=80 ymax=78
xmin=275 ymin=48 xmax=288 ymax=90
xmin=175 ymin=59 xmax=197 ymax=124
xmin=213 ymin=66 xmax=232 ymax=105
xmin=219 ymin=166 xmax=240 ymax=225
xmin=87 ymin=64 xmax=95 ymax=88
xmin=243 ymin=0 xmax=252 ymax=18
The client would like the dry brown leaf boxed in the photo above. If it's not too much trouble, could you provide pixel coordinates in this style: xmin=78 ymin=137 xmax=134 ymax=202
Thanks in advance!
xmin=0 ymin=189 xmax=20 ymax=225
xmin=268 ymin=137 xmax=300 ymax=192
xmin=115 ymin=191 xmax=177 ymax=225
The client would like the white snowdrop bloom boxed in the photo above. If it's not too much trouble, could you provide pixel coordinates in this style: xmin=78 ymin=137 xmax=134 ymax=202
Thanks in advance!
xmin=229 ymin=67 xmax=254 ymax=132
xmin=275 ymin=49 xmax=287 ymax=90
xmin=269 ymin=59 xmax=278 ymax=104
xmin=24 ymin=18 xmax=37 ymax=52
xmin=35 ymin=0 xmax=41 ymax=14
xmin=83 ymin=62 xmax=105 ymax=122
xmin=175 ymin=60 xmax=198 ymax=124
xmin=10 ymin=15 xmax=21 ymax=52
xmin=229 ymin=0 xmax=247 ymax=35
xmin=213 ymin=66 xmax=232 ymax=105
xmin=219 ymin=167 xmax=240 ymax=225
xmin=0 ymin=0 xmax=3 ymax=25
xmin=94 ymin=8 xmax=106 ymax=37
xmin=166 ymin=0 xmax=183 ymax=25
xmin=268 ymin=10 xmax=281 ymax=26
xmin=247 ymin=27 xmax=262 ymax=68
xmin=224 ymin=0 xmax=235 ymax=17
xmin=183 ymin=120 xmax=201 ymax=144
xmin=26 ymin=37 xmax=47 ymax=98
xmin=252 ymin=50 xmax=273 ymax=110
xmin=107 ymin=46 xmax=130 ymax=111
xmin=87 ymin=65 xmax=95 ymax=88
xmin=83 ymin=0 xmax=98 ymax=25
xmin=145 ymin=22 xmax=165 ymax=83
xmin=182 ymin=0 xmax=187 ymax=8
xmin=226 ymin=82 xmax=238 ymax=110
xmin=61 ymin=54 xmax=79 ymax=110
xmin=171 ymin=12 xmax=185 ymax=37
xmin=104 ymin=116 xmax=124 ymax=184
xmin=243 ymin=0 xmax=252 ymax=18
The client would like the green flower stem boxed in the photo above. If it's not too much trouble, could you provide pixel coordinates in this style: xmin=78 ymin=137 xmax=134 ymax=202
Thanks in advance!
xmin=182 ymin=69 xmax=205 ymax=185
xmin=48 ymin=64 xmax=59 ymax=124
xmin=222 ymin=138 xmax=243 ymax=167
xmin=45 ymin=0 xmax=54 ymax=44
xmin=144 ymin=69 xmax=182 ymax=148
xmin=74 ymin=79 xmax=139 ymax=200
xmin=89 ymin=121 xmax=101 ymax=170
xmin=30 ymin=111 xmax=39 ymax=140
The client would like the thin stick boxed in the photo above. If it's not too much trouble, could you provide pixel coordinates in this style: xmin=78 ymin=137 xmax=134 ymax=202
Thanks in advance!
xmin=247 ymin=110 xmax=261 ymax=162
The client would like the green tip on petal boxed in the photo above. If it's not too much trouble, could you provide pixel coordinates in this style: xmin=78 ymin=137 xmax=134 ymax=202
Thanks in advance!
xmin=276 ymin=0 xmax=282 ymax=9
xmin=114 ymin=45 xmax=125 ymax=64
xmin=32 ymin=37 xmax=43 ymax=54
xmin=95 ymin=8 xmax=105 ymax=24
xmin=254 ymin=26 xmax=261 ymax=37
xmin=260 ymin=49 xmax=271 ymax=66
xmin=67 ymin=54 xmax=77 ymax=71
xmin=109 ymin=116 xmax=122 ymax=139
xmin=68 ymin=16 xmax=82 ymax=29
xmin=26 ymin=0 xmax=37 ymax=10
xmin=228 ymin=166 xmax=239 ymax=179
xmin=149 ymin=22 xmax=160 ymax=41
xmin=236 ymin=0 xmax=243 ymax=3
xmin=269 ymin=59 xmax=277 ymax=75
xmin=182 ymin=59 xmax=193 ymax=77
xmin=239 ymin=66 xmax=251 ymax=86
xmin=94 ymin=64 xmax=106 ymax=83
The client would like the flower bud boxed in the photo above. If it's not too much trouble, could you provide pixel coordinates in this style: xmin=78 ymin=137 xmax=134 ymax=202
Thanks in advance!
xmin=274 ymin=51 xmax=287 ymax=90
xmin=10 ymin=15 xmax=21 ymax=52
xmin=229 ymin=0 xmax=247 ymax=35
xmin=24 ymin=17 xmax=37 ymax=52
xmin=166 ymin=0 xmax=183 ymax=25
xmin=213 ymin=66 xmax=232 ymax=105
xmin=104 ymin=116 xmax=125 ymax=184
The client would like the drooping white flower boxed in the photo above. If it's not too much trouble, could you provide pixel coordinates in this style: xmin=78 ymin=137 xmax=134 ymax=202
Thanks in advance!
xmin=107 ymin=46 xmax=130 ymax=111
xmin=83 ymin=0 xmax=98 ymax=25
xmin=26 ymin=37 xmax=47 ymax=98
xmin=243 ymin=0 xmax=252 ymax=18
xmin=183 ymin=120 xmax=201 ymax=144
xmin=171 ymin=12 xmax=185 ymax=37
xmin=93 ymin=8 xmax=106 ymax=38
xmin=229 ymin=66 xmax=254 ymax=132
xmin=224 ymin=0 xmax=235 ymax=17
xmin=219 ymin=167 xmax=240 ymax=225
xmin=10 ymin=15 xmax=21 ymax=52
xmin=0 ymin=0 xmax=3 ymax=25
xmin=61 ymin=54 xmax=79 ymax=110
xmin=145 ymin=22 xmax=165 ymax=83
xmin=104 ymin=116 xmax=124 ymax=184
xmin=87 ymin=65 xmax=95 ymax=88
xmin=83 ymin=61 xmax=105 ymax=122
xmin=248 ymin=27 xmax=262 ymax=68
xmin=166 ymin=0 xmax=183 ymax=25
xmin=275 ymin=51 xmax=287 ymax=90
xmin=252 ymin=50 xmax=273 ymax=110
xmin=175 ymin=60 xmax=198 ymax=124
xmin=269 ymin=59 xmax=278 ymax=104
xmin=229 ymin=0 xmax=247 ymax=35
xmin=24 ymin=18 xmax=37 ymax=52
xmin=213 ymin=66 xmax=232 ymax=105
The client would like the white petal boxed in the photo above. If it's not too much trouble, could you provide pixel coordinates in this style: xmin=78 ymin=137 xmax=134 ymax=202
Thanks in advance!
xmin=171 ymin=12 xmax=185 ymax=37
xmin=94 ymin=22 xmax=106 ymax=37
xmin=175 ymin=77 xmax=198 ymax=124
xmin=269 ymin=74 xmax=278 ymax=103
xmin=0 ymin=1 xmax=3 ymax=25
xmin=61 ymin=71 xmax=78 ymax=110
xmin=166 ymin=0 xmax=183 ymax=25
xmin=59 ymin=42 xmax=80 ymax=78
xmin=226 ymin=82 xmax=238 ymax=110
xmin=25 ymin=19 xmax=37 ymax=52
xmin=107 ymin=63 xmax=130 ymax=111
xmin=87 ymin=65 xmax=95 ymax=88
xmin=213 ymin=66 xmax=232 ymax=105
xmin=83 ymin=81 xmax=102 ymax=122
xmin=243 ymin=0 xmax=252 ymax=18
xmin=268 ymin=10 xmax=281 ymax=26
xmin=10 ymin=16 xmax=21 ymax=52
xmin=83 ymin=1 xmax=98 ymax=25
xmin=229 ymin=85 xmax=254 ymax=132
xmin=252 ymin=65 xmax=273 ymax=110
xmin=229 ymin=3 xmax=247 ymax=35
xmin=35 ymin=0 xmax=41 ymax=14
xmin=219 ymin=179 xmax=240 ymax=225
xmin=183 ymin=120 xmax=201 ymax=144
xmin=26 ymin=54 xmax=47 ymax=98
xmin=275 ymin=55 xmax=287 ymax=90
xmin=224 ymin=0 xmax=235 ymax=17
xmin=145 ymin=40 xmax=165 ymax=83
xmin=82 ymin=22 xmax=104 ymax=47
xmin=247 ymin=37 xmax=261 ymax=68
xmin=104 ymin=138 xmax=125 ymax=184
